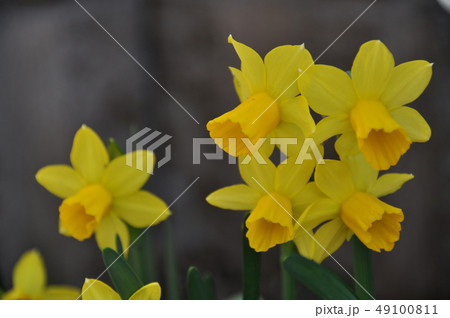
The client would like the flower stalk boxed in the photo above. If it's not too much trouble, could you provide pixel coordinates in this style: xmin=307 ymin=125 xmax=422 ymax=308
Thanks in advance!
xmin=352 ymin=236 xmax=375 ymax=299
xmin=243 ymin=213 xmax=261 ymax=300
xmin=165 ymin=221 xmax=181 ymax=300
xmin=281 ymin=241 xmax=297 ymax=300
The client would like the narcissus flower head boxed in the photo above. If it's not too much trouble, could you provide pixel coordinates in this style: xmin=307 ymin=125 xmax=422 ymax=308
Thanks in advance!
xmin=206 ymin=156 xmax=322 ymax=252
xmin=1 ymin=249 xmax=80 ymax=300
xmin=36 ymin=125 xmax=170 ymax=252
xmin=207 ymin=35 xmax=316 ymax=157
xmin=298 ymin=40 xmax=432 ymax=170
xmin=295 ymin=154 xmax=413 ymax=263
xmin=81 ymin=279 xmax=161 ymax=300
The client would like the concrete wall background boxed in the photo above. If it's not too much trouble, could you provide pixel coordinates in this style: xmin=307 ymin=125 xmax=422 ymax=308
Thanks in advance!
xmin=0 ymin=0 xmax=449 ymax=299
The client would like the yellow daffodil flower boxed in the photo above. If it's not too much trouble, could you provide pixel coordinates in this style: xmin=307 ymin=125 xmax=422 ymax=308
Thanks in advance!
xmin=206 ymin=156 xmax=322 ymax=252
xmin=81 ymin=279 xmax=161 ymax=300
xmin=298 ymin=40 xmax=432 ymax=170
xmin=1 ymin=249 xmax=79 ymax=300
xmin=295 ymin=154 xmax=413 ymax=263
xmin=36 ymin=125 xmax=170 ymax=252
xmin=207 ymin=35 xmax=316 ymax=157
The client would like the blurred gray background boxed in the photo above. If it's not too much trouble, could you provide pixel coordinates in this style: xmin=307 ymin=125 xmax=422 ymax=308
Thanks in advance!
xmin=0 ymin=0 xmax=449 ymax=299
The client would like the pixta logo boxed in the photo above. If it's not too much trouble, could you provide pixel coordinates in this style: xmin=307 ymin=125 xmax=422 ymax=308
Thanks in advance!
xmin=126 ymin=127 xmax=172 ymax=174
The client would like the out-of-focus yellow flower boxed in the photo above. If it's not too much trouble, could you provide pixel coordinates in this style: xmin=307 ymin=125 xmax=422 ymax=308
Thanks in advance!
xmin=36 ymin=125 xmax=170 ymax=252
xmin=81 ymin=279 xmax=161 ymax=300
xmin=298 ymin=40 xmax=432 ymax=170
xmin=295 ymin=154 xmax=413 ymax=263
xmin=207 ymin=35 xmax=316 ymax=157
xmin=1 ymin=249 xmax=79 ymax=300
xmin=206 ymin=156 xmax=321 ymax=252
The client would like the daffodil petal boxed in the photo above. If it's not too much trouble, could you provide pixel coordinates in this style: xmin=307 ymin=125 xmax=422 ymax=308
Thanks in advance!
xmin=368 ymin=173 xmax=414 ymax=198
xmin=271 ymin=122 xmax=307 ymax=157
xmin=314 ymin=160 xmax=354 ymax=202
xmin=229 ymin=67 xmax=251 ymax=102
xmin=298 ymin=64 xmax=357 ymax=116
xmin=310 ymin=218 xmax=348 ymax=263
xmin=206 ymin=184 xmax=260 ymax=211
xmin=13 ymin=249 xmax=47 ymax=298
xmin=314 ymin=115 xmax=352 ymax=145
xmin=296 ymin=198 xmax=340 ymax=231
xmin=390 ymin=106 xmax=431 ymax=142
xmin=344 ymin=153 xmax=378 ymax=192
xmin=70 ymin=125 xmax=109 ymax=183
xmin=36 ymin=165 xmax=86 ymax=199
xmin=291 ymin=182 xmax=326 ymax=214
xmin=81 ymin=279 xmax=121 ymax=300
xmin=381 ymin=60 xmax=433 ymax=109
xmin=94 ymin=214 xmax=130 ymax=252
xmin=279 ymin=95 xmax=315 ymax=134
xmin=335 ymin=132 xmax=360 ymax=159
xmin=129 ymin=282 xmax=161 ymax=300
xmin=102 ymin=150 xmax=154 ymax=197
xmin=265 ymin=45 xmax=313 ymax=100
xmin=293 ymin=229 xmax=315 ymax=260
xmin=112 ymin=191 xmax=170 ymax=228
xmin=260 ymin=132 xmax=276 ymax=157
xmin=42 ymin=286 xmax=81 ymax=300
xmin=351 ymin=40 xmax=394 ymax=99
xmin=238 ymin=155 xmax=276 ymax=194
xmin=228 ymin=35 xmax=265 ymax=94
xmin=275 ymin=157 xmax=315 ymax=198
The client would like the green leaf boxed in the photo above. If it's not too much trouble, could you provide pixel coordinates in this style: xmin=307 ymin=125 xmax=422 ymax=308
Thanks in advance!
xmin=102 ymin=247 xmax=144 ymax=300
xmin=108 ymin=138 xmax=124 ymax=160
xmin=242 ymin=213 xmax=261 ymax=300
xmin=186 ymin=266 xmax=206 ymax=300
xmin=127 ymin=226 xmax=158 ymax=284
xmin=204 ymin=274 xmax=217 ymax=300
xmin=283 ymin=254 xmax=357 ymax=300
xmin=115 ymin=234 xmax=123 ymax=255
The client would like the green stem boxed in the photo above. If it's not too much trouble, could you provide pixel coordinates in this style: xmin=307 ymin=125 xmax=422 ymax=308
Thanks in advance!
xmin=165 ymin=221 xmax=180 ymax=300
xmin=281 ymin=242 xmax=297 ymax=300
xmin=242 ymin=213 xmax=261 ymax=300
xmin=352 ymin=236 xmax=375 ymax=299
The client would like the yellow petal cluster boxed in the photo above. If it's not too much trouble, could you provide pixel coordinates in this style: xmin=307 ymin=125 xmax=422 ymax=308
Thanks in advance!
xmin=207 ymin=36 xmax=316 ymax=157
xmin=81 ymin=279 xmax=161 ymax=300
xmin=36 ymin=125 xmax=171 ymax=252
xmin=298 ymin=40 xmax=432 ymax=170
xmin=207 ymin=157 xmax=318 ymax=252
xmin=295 ymin=155 xmax=413 ymax=262
xmin=1 ymin=250 xmax=80 ymax=300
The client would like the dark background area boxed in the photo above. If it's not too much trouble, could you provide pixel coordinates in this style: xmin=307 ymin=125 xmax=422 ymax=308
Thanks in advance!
xmin=0 ymin=0 xmax=449 ymax=299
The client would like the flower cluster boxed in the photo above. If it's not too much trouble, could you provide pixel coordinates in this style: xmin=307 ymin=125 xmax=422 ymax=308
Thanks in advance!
xmin=1 ymin=36 xmax=433 ymax=301
xmin=2 ymin=126 xmax=169 ymax=300
xmin=207 ymin=37 xmax=432 ymax=261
